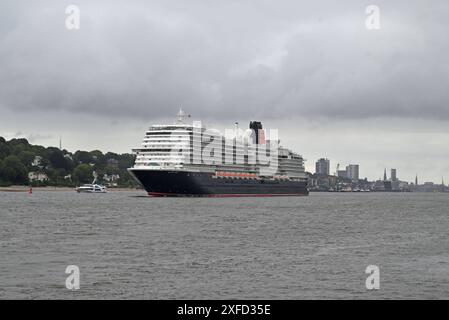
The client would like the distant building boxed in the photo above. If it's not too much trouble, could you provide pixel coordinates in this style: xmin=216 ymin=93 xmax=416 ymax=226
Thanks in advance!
xmin=315 ymin=158 xmax=330 ymax=176
xmin=421 ymin=182 xmax=436 ymax=192
xmin=346 ymin=164 xmax=359 ymax=181
xmin=103 ymin=173 xmax=120 ymax=187
xmin=306 ymin=172 xmax=318 ymax=189
xmin=307 ymin=172 xmax=338 ymax=191
xmin=391 ymin=169 xmax=397 ymax=182
xmin=398 ymin=181 xmax=411 ymax=192
xmin=103 ymin=173 xmax=120 ymax=182
xmin=28 ymin=171 xmax=48 ymax=182
xmin=373 ymin=180 xmax=386 ymax=191
xmin=31 ymin=156 xmax=42 ymax=168
xmin=337 ymin=170 xmax=347 ymax=178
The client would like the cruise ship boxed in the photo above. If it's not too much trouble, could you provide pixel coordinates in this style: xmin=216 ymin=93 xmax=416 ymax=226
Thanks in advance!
xmin=128 ymin=110 xmax=308 ymax=197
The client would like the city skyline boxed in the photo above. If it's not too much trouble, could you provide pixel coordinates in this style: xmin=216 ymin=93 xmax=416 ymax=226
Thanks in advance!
xmin=313 ymin=156 xmax=445 ymax=186
xmin=2 ymin=130 xmax=446 ymax=185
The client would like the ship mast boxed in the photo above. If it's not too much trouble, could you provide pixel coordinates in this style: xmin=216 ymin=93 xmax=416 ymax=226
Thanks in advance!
xmin=175 ymin=108 xmax=189 ymax=124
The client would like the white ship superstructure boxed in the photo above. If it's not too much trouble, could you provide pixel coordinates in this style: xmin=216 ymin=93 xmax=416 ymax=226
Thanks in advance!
xmin=131 ymin=110 xmax=306 ymax=179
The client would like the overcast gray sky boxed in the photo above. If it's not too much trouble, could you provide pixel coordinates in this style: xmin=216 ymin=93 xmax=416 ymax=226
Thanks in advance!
xmin=1 ymin=0 xmax=448 ymax=182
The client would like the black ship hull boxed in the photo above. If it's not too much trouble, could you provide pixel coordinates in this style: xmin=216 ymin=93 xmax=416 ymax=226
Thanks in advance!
xmin=129 ymin=169 xmax=309 ymax=197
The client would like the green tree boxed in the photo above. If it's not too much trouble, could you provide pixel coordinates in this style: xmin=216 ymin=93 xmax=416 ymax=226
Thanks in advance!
xmin=46 ymin=148 xmax=72 ymax=171
xmin=0 ymin=155 xmax=28 ymax=184
xmin=8 ymin=138 xmax=30 ymax=156
xmin=89 ymin=150 xmax=105 ymax=163
xmin=104 ymin=152 xmax=119 ymax=161
xmin=73 ymin=151 xmax=93 ymax=164
xmin=73 ymin=164 xmax=93 ymax=184
xmin=118 ymin=154 xmax=136 ymax=170
xmin=0 ymin=137 xmax=11 ymax=160
xmin=18 ymin=151 xmax=35 ymax=167
xmin=0 ymin=159 xmax=6 ymax=186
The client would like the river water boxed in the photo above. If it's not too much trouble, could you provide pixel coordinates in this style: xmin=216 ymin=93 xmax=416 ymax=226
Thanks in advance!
xmin=0 ymin=191 xmax=448 ymax=299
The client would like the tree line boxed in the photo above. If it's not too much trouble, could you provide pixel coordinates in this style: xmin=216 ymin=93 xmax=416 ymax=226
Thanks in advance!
xmin=0 ymin=137 xmax=139 ymax=188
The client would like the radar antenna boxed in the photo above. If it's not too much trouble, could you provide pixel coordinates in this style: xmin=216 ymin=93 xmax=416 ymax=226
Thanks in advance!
xmin=175 ymin=108 xmax=190 ymax=124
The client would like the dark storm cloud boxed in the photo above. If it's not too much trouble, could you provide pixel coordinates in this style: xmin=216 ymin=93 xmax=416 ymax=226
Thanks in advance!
xmin=1 ymin=0 xmax=449 ymax=121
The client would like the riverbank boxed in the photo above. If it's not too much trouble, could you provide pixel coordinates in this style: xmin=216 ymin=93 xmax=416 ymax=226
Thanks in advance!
xmin=0 ymin=186 xmax=142 ymax=192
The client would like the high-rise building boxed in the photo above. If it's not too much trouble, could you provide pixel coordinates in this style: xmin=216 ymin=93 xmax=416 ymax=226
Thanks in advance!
xmin=383 ymin=168 xmax=387 ymax=181
xmin=391 ymin=169 xmax=397 ymax=182
xmin=337 ymin=170 xmax=347 ymax=178
xmin=315 ymin=158 xmax=330 ymax=176
xmin=346 ymin=164 xmax=359 ymax=181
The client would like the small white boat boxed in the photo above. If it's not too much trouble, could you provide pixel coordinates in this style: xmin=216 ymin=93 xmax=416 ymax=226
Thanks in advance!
xmin=76 ymin=173 xmax=107 ymax=193
xmin=76 ymin=183 xmax=107 ymax=193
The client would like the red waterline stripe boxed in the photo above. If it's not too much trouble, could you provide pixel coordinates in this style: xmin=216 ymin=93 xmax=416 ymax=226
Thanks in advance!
xmin=148 ymin=192 xmax=308 ymax=197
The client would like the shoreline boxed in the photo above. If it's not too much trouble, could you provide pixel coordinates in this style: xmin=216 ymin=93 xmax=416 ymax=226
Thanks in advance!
xmin=0 ymin=186 xmax=142 ymax=192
